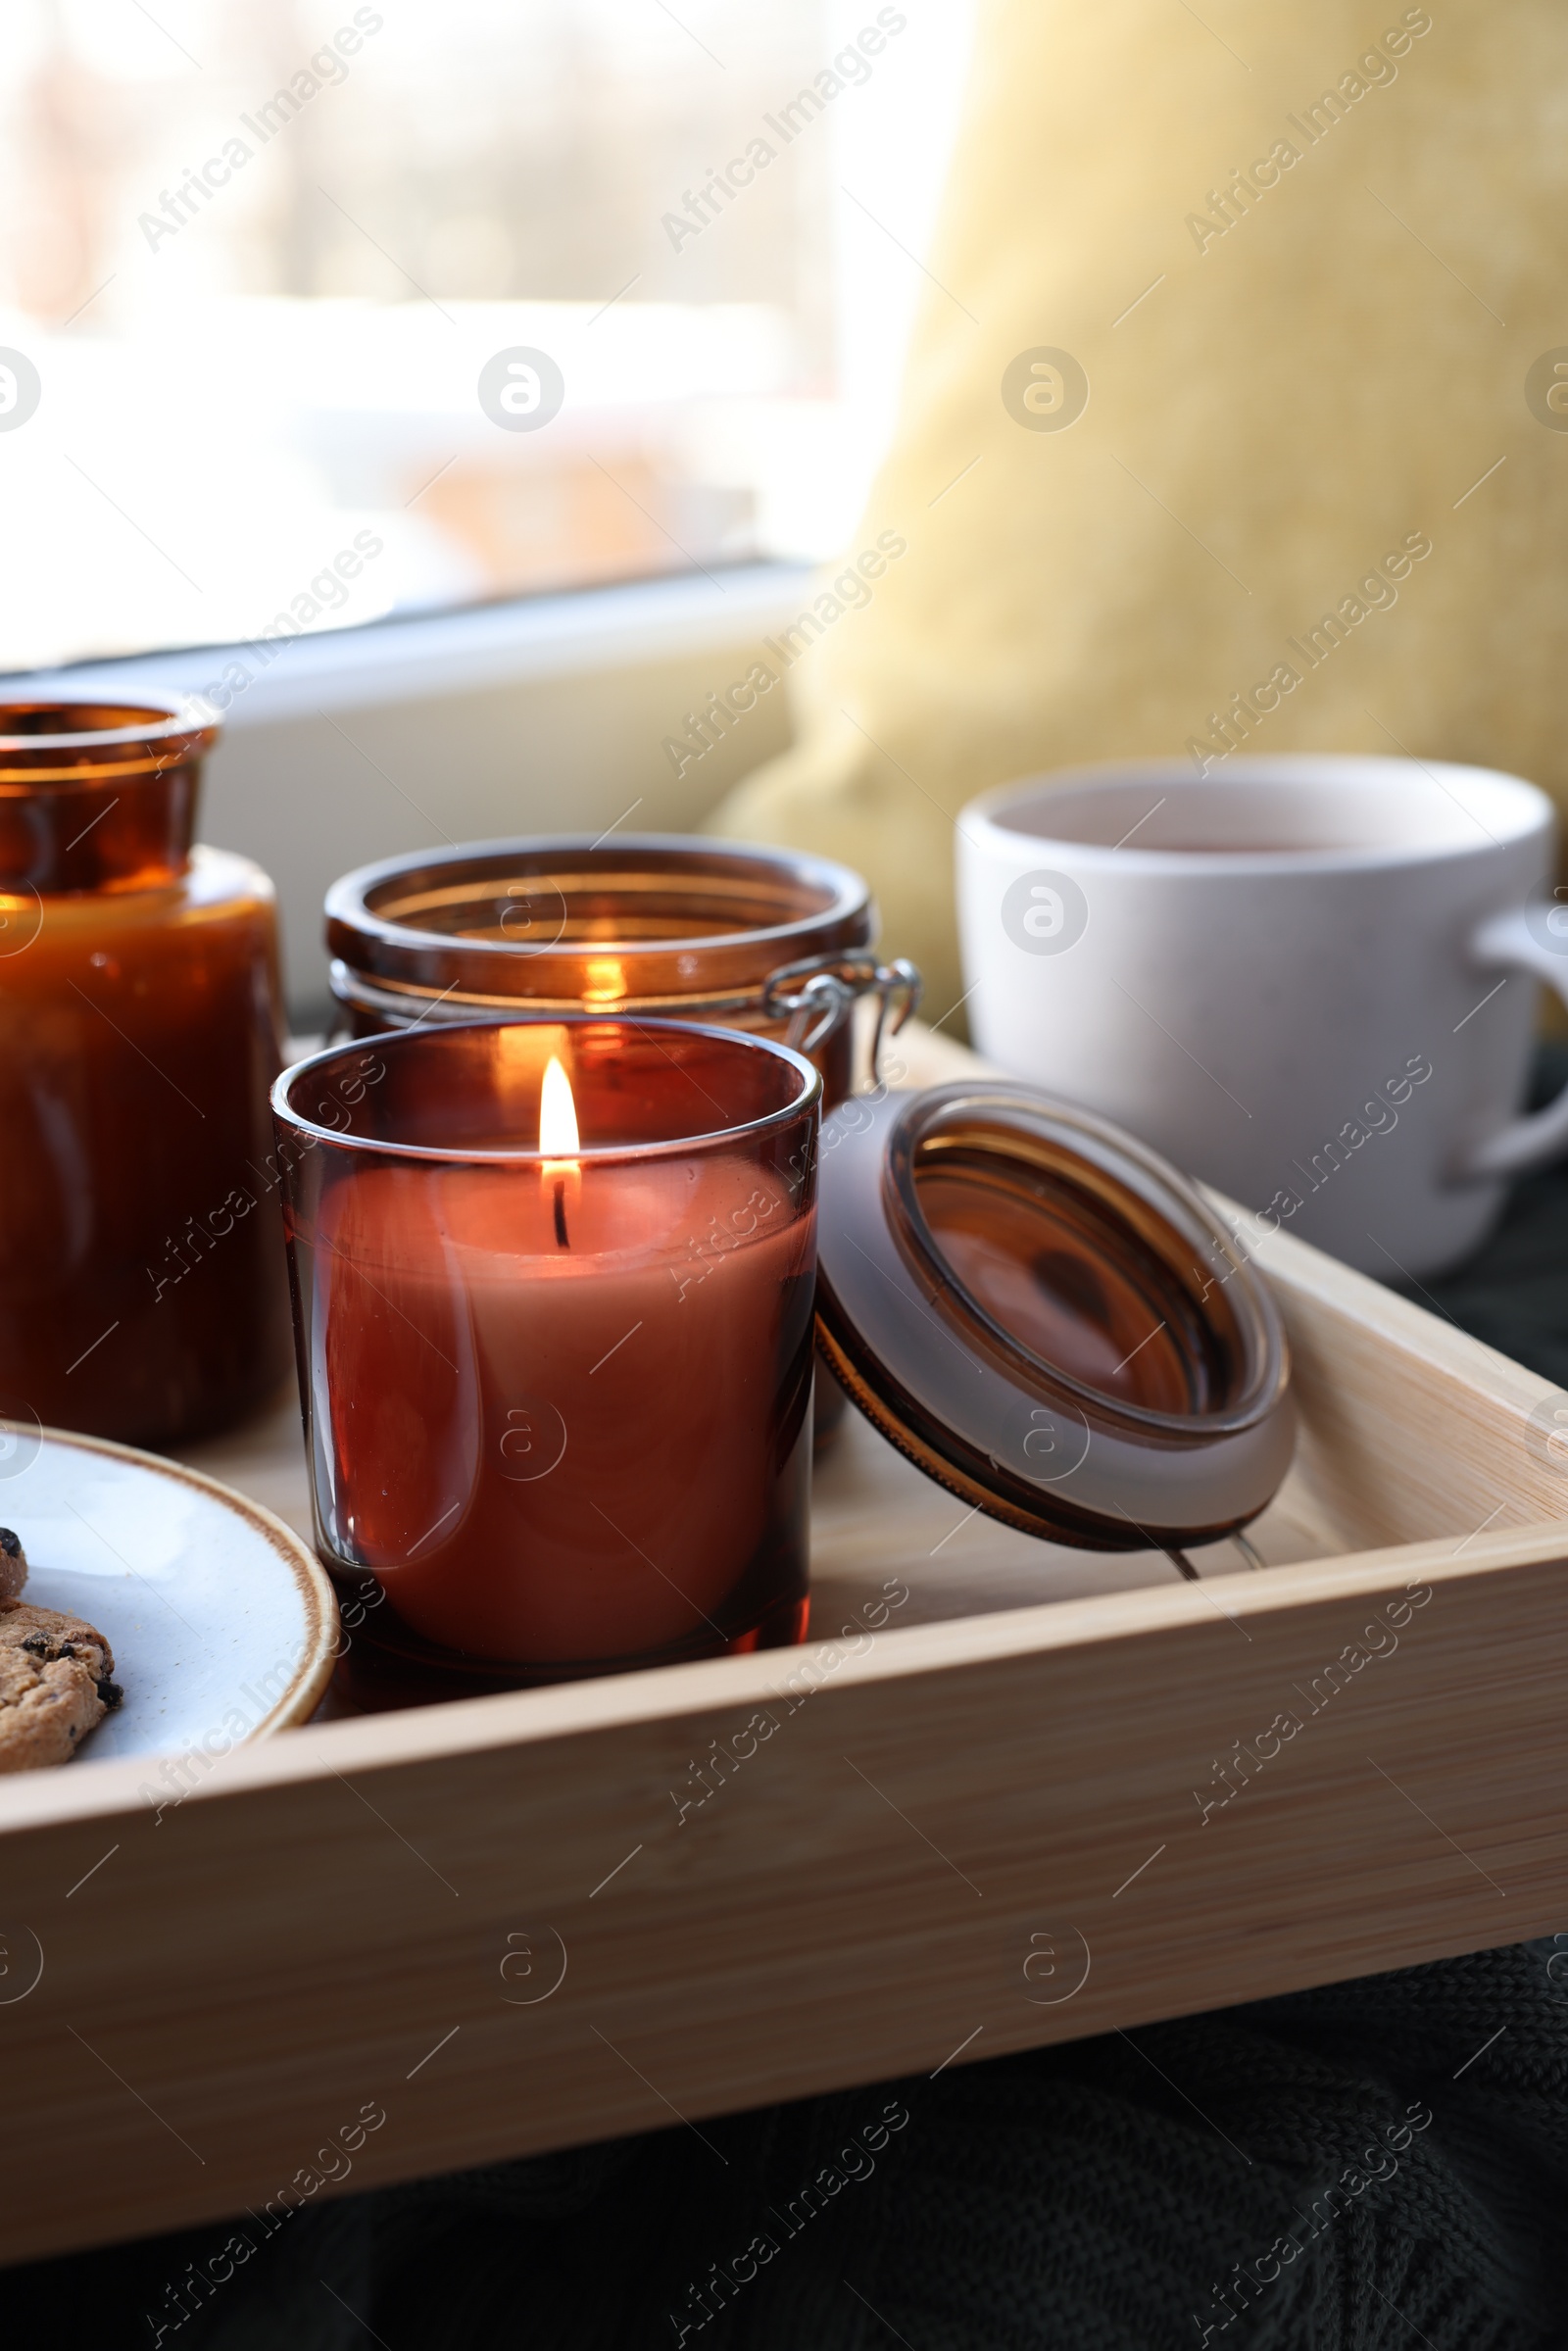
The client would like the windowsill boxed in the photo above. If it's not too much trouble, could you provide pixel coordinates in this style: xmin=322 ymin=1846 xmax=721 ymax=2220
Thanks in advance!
xmin=12 ymin=561 xmax=813 ymax=721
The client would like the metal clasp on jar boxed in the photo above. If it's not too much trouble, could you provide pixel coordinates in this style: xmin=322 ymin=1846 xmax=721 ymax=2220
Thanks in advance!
xmin=761 ymin=953 xmax=922 ymax=1082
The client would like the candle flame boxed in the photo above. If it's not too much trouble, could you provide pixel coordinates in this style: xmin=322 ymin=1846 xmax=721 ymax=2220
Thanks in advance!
xmin=539 ymin=1055 xmax=579 ymax=1157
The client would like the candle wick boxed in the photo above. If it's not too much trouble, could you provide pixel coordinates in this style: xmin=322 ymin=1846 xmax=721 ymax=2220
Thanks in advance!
xmin=553 ymin=1177 xmax=569 ymax=1249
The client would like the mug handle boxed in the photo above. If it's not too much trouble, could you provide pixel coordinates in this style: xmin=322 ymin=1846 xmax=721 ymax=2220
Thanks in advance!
xmin=1452 ymin=906 xmax=1568 ymax=1179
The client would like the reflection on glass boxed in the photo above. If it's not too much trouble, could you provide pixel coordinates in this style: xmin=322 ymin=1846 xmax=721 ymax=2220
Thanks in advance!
xmin=913 ymin=1151 xmax=1224 ymax=1413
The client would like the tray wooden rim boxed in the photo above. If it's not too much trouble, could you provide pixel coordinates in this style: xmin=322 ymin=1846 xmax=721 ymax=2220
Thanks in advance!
xmin=2 ymin=1508 xmax=1564 ymax=1840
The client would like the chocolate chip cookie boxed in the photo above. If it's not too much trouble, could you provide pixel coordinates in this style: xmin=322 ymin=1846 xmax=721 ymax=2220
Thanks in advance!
xmin=0 ymin=1600 xmax=122 ymax=1773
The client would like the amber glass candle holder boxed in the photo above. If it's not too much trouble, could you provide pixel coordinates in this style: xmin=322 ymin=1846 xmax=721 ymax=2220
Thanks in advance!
xmin=0 ymin=700 xmax=290 ymax=1445
xmin=272 ymin=1017 xmax=820 ymax=1685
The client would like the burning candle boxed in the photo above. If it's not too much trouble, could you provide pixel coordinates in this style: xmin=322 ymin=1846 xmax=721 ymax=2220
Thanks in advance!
xmin=272 ymin=1017 xmax=820 ymax=1676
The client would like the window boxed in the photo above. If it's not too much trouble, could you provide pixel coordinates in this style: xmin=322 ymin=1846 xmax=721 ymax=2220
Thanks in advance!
xmin=0 ymin=0 xmax=973 ymax=675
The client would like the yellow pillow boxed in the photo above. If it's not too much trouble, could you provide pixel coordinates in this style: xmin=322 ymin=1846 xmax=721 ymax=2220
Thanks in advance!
xmin=708 ymin=0 xmax=1568 ymax=1025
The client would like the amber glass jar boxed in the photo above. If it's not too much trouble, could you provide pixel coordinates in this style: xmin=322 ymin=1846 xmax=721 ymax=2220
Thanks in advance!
xmin=0 ymin=700 xmax=291 ymax=1446
xmin=323 ymin=837 xmax=918 ymax=1107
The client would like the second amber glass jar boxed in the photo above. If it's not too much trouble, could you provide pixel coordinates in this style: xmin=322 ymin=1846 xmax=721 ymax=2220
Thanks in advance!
xmin=0 ymin=700 xmax=291 ymax=1446
xmin=323 ymin=836 xmax=918 ymax=1107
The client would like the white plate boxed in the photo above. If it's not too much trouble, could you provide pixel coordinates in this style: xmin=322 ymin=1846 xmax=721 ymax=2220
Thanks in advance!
xmin=0 ymin=1423 xmax=337 ymax=1768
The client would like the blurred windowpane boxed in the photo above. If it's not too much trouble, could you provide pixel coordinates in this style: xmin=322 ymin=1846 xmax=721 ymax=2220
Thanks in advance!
xmin=0 ymin=0 xmax=970 ymax=671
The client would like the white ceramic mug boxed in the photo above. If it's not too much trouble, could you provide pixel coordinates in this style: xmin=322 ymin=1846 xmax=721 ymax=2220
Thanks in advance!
xmin=956 ymin=756 xmax=1568 ymax=1277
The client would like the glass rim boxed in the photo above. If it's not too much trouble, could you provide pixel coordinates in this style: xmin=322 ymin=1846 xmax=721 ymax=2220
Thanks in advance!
xmin=324 ymin=832 xmax=873 ymax=968
xmin=270 ymin=1013 xmax=823 ymax=1166
xmin=0 ymin=694 xmax=219 ymax=755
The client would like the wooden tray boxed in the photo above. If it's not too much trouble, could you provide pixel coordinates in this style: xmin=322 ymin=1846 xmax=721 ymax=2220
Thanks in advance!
xmin=4 ymin=1024 xmax=1568 ymax=2267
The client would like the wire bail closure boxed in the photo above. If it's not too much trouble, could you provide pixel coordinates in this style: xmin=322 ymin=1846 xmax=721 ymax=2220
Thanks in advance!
xmin=763 ymin=954 xmax=922 ymax=1078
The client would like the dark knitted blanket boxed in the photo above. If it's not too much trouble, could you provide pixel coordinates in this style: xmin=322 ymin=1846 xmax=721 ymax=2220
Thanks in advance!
xmin=32 ymin=1943 xmax=1568 ymax=2350
xmin=20 ymin=1077 xmax=1568 ymax=2350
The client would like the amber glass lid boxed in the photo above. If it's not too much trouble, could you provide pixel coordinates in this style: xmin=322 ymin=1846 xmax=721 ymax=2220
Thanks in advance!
xmin=813 ymin=1084 xmax=1295 ymax=1551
